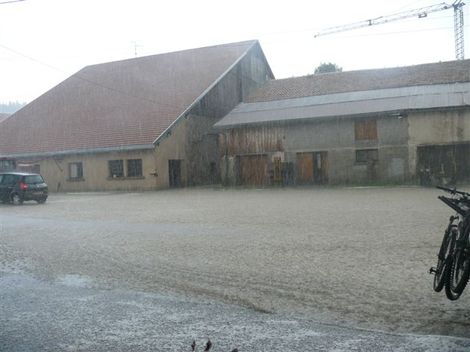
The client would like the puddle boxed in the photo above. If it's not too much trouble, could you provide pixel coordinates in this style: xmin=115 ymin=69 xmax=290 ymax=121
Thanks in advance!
xmin=56 ymin=274 xmax=92 ymax=288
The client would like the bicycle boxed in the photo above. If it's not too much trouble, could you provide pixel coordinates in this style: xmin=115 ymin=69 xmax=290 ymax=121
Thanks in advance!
xmin=430 ymin=186 xmax=470 ymax=300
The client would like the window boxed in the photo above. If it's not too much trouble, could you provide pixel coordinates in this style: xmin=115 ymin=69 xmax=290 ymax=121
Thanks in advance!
xmin=355 ymin=119 xmax=377 ymax=140
xmin=127 ymin=159 xmax=142 ymax=177
xmin=24 ymin=175 xmax=44 ymax=184
xmin=0 ymin=158 xmax=16 ymax=171
xmin=68 ymin=162 xmax=83 ymax=180
xmin=109 ymin=160 xmax=124 ymax=178
xmin=356 ymin=149 xmax=379 ymax=164
xmin=1 ymin=174 xmax=19 ymax=185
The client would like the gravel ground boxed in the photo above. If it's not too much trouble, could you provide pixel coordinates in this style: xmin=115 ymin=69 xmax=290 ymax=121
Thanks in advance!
xmin=1 ymin=186 xmax=470 ymax=350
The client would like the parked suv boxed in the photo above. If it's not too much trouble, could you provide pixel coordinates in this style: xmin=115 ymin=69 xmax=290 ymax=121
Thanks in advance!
xmin=0 ymin=172 xmax=48 ymax=205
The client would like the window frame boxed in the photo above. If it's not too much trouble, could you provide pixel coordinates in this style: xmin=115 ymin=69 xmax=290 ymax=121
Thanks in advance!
xmin=108 ymin=160 xmax=124 ymax=178
xmin=127 ymin=159 xmax=143 ymax=178
xmin=355 ymin=149 xmax=379 ymax=164
xmin=68 ymin=162 xmax=84 ymax=181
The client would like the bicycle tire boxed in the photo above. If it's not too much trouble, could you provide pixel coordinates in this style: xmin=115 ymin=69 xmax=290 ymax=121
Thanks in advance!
xmin=450 ymin=248 xmax=470 ymax=295
xmin=444 ymin=230 xmax=461 ymax=300
xmin=433 ymin=229 xmax=452 ymax=292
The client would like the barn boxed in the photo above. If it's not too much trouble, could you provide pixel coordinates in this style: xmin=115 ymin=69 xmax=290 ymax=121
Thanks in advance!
xmin=0 ymin=41 xmax=273 ymax=191
xmin=215 ymin=60 xmax=470 ymax=186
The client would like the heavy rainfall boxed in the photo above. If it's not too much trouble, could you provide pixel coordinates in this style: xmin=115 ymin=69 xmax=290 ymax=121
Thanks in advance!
xmin=1 ymin=0 xmax=470 ymax=351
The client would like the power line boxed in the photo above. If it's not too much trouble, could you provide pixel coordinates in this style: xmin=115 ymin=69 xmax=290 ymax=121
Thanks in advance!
xmin=0 ymin=0 xmax=26 ymax=4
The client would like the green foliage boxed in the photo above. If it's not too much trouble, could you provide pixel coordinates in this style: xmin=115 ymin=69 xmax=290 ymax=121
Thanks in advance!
xmin=314 ymin=62 xmax=343 ymax=74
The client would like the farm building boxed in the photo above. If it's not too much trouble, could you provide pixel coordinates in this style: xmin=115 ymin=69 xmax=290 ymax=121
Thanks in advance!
xmin=0 ymin=41 xmax=273 ymax=191
xmin=215 ymin=60 xmax=470 ymax=186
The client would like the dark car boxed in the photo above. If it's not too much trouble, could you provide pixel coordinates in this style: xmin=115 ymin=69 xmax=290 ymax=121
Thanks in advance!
xmin=0 ymin=172 xmax=48 ymax=205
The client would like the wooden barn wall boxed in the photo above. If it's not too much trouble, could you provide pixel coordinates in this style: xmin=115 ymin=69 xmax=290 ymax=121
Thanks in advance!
xmin=183 ymin=43 xmax=273 ymax=186
xmin=219 ymin=125 xmax=285 ymax=156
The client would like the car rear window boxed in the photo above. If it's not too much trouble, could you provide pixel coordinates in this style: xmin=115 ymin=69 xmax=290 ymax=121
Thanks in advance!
xmin=24 ymin=175 xmax=44 ymax=184
xmin=1 ymin=174 xmax=19 ymax=184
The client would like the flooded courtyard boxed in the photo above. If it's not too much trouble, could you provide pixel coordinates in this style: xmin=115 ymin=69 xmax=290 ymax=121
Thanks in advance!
xmin=1 ymin=187 xmax=470 ymax=350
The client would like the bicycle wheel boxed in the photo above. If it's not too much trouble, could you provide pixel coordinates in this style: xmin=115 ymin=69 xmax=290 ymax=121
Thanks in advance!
xmin=433 ymin=229 xmax=453 ymax=292
xmin=444 ymin=229 xmax=461 ymax=300
xmin=450 ymin=247 xmax=470 ymax=295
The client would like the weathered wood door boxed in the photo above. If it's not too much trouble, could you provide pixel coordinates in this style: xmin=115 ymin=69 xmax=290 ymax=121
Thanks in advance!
xmin=297 ymin=152 xmax=328 ymax=184
xmin=239 ymin=155 xmax=268 ymax=186
xmin=296 ymin=152 xmax=314 ymax=183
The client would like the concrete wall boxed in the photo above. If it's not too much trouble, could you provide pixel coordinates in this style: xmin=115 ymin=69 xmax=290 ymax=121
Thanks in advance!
xmin=219 ymin=114 xmax=411 ymax=185
xmin=407 ymin=108 xmax=470 ymax=179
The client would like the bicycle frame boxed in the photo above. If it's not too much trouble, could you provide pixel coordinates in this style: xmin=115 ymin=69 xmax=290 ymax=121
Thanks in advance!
xmin=434 ymin=186 xmax=470 ymax=299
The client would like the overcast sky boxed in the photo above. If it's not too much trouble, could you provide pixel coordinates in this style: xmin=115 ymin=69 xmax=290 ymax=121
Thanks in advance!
xmin=0 ymin=0 xmax=468 ymax=103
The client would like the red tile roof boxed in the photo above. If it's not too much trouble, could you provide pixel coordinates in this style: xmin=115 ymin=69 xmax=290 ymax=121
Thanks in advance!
xmin=0 ymin=41 xmax=257 ymax=156
xmin=247 ymin=59 xmax=470 ymax=102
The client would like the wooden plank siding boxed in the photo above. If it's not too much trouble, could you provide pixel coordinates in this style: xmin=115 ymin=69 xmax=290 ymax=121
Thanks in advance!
xmin=296 ymin=152 xmax=314 ymax=183
xmin=355 ymin=119 xmax=377 ymax=140
xmin=219 ymin=126 xmax=284 ymax=156
xmin=238 ymin=155 xmax=268 ymax=186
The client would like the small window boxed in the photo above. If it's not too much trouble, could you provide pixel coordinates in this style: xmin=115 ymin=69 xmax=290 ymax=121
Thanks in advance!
xmin=356 ymin=149 xmax=379 ymax=164
xmin=355 ymin=119 xmax=377 ymax=140
xmin=68 ymin=162 xmax=83 ymax=180
xmin=109 ymin=160 xmax=124 ymax=178
xmin=127 ymin=159 xmax=142 ymax=177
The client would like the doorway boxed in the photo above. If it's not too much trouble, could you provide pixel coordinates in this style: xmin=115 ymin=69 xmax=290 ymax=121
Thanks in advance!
xmin=296 ymin=151 xmax=328 ymax=184
xmin=168 ymin=159 xmax=182 ymax=188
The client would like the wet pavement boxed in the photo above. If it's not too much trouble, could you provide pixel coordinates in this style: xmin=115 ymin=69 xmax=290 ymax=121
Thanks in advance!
xmin=1 ymin=187 xmax=470 ymax=351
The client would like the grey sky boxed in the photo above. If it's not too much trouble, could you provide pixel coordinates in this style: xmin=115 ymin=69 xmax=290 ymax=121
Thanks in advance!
xmin=0 ymin=0 xmax=468 ymax=102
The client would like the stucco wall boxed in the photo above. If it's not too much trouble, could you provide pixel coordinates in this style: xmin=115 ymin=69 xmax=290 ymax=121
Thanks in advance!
xmin=21 ymin=149 xmax=157 ymax=192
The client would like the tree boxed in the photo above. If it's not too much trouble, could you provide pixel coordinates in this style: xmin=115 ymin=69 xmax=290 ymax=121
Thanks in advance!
xmin=314 ymin=62 xmax=342 ymax=74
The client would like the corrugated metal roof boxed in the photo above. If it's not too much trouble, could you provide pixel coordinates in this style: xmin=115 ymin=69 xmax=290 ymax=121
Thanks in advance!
xmin=0 ymin=41 xmax=258 ymax=156
xmin=215 ymin=82 xmax=470 ymax=128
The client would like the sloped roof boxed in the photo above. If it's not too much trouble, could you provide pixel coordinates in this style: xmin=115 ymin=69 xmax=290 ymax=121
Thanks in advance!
xmin=0 ymin=113 xmax=10 ymax=123
xmin=0 ymin=40 xmax=258 ymax=156
xmin=215 ymin=83 xmax=470 ymax=128
xmin=247 ymin=59 xmax=470 ymax=103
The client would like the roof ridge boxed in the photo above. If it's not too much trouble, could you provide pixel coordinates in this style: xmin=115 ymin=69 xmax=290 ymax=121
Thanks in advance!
xmin=84 ymin=40 xmax=259 ymax=70
xmin=269 ymin=58 xmax=470 ymax=83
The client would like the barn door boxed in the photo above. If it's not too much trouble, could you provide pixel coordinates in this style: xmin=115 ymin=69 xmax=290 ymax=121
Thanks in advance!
xmin=296 ymin=152 xmax=314 ymax=184
xmin=238 ymin=155 xmax=268 ymax=186
xmin=297 ymin=152 xmax=328 ymax=184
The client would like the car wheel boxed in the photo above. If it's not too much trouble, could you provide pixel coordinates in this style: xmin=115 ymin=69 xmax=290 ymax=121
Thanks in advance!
xmin=36 ymin=198 xmax=47 ymax=204
xmin=10 ymin=193 xmax=23 ymax=205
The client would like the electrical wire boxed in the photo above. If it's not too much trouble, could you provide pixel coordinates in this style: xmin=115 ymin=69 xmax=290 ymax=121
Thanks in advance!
xmin=0 ymin=0 xmax=25 ymax=4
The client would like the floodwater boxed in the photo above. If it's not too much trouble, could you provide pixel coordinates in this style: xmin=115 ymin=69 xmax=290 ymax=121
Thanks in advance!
xmin=1 ymin=187 xmax=470 ymax=350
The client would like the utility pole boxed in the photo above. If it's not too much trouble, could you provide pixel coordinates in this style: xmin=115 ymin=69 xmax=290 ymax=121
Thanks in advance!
xmin=131 ymin=41 xmax=143 ymax=57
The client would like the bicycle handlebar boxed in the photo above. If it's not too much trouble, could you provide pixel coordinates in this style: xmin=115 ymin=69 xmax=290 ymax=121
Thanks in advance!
xmin=438 ymin=195 xmax=469 ymax=216
xmin=436 ymin=185 xmax=470 ymax=198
